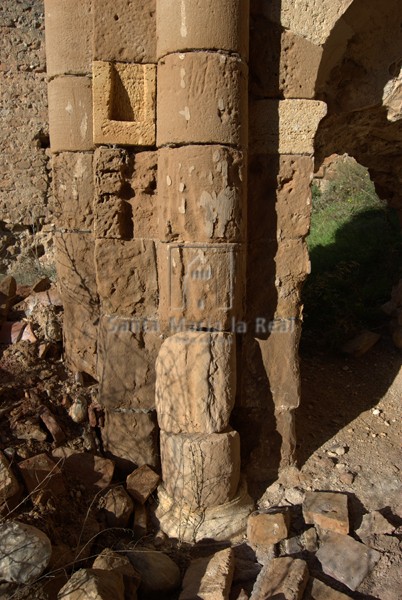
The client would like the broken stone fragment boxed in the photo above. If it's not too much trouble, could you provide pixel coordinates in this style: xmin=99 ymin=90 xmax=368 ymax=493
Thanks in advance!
xmin=316 ymin=531 xmax=381 ymax=591
xmin=250 ymin=557 xmax=309 ymax=600
xmin=18 ymin=453 xmax=66 ymax=498
xmin=126 ymin=549 xmax=181 ymax=596
xmin=0 ymin=275 xmax=16 ymax=322
xmin=303 ymin=491 xmax=349 ymax=534
xmin=52 ymin=448 xmax=114 ymax=491
xmin=57 ymin=568 xmax=125 ymax=600
xmin=0 ymin=520 xmax=52 ymax=584
xmin=247 ymin=510 xmax=290 ymax=547
xmin=356 ymin=510 xmax=395 ymax=541
xmin=39 ymin=406 xmax=66 ymax=444
xmin=179 ymin=548 xmax=235 ymax=600
xmin=0 ymin=451 xmax=20 ymax=503
xmin=126 ymin=464 xmax=160 ymax=504
xmin=341 ymin=330 xmax=381 ymax=357
xmin=0 ymin=321 xmax=26 ymax=344
xmin=133 ymin=501 xmax=148 ymax=538
xmin=309 ymin=577 xmax=353 ymax=599
xmin=100 ymin=486 xmax=134 ymax=529
xmin=93 ymin=548 xmax=141 ymax=597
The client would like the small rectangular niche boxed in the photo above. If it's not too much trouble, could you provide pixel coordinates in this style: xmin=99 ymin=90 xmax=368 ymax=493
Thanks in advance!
xmin=93 ymin=61 xmax=156 ymax=146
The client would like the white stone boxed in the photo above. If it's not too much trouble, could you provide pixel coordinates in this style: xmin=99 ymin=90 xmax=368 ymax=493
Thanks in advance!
xmin=0 ymin=521 xmax=52 ymax=584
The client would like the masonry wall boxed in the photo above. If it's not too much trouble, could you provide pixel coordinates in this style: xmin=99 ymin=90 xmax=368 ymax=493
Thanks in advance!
xmin=0 ymin=0 xmax=54 ymax=279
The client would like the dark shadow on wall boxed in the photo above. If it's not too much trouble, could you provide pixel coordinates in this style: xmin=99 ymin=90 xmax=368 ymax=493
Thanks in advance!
xmin=297 ymin=207 xmax=402 ymax=465
xmin=231 ymin=1 xmax=282 ymax=499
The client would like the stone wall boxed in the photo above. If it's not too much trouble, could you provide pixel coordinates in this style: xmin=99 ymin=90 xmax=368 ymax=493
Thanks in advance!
xmin=0 ymin=0 xmax=54 ymax=280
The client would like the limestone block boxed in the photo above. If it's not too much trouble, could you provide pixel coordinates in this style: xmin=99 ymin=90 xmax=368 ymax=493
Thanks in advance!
xmin=158 ymin=242 xmax=245 ymax=330
xmin=95 ymin=239 xmax=158 ymax=318
xmin=55 ymin=233 xmax=99 ymax=377
xmin=158 ymin=145 xmax=246 ymax=243
xmin=156 ymin=332 xmax=236 ymax=434
xmin=247 ymin=510 xmax=290 ymax=546
xmin=254 ymin=0 xmax=353 ymax=46
xmin=179 ymin=548 xmax=234 ymax=600
xmin=102 ymin=410 xmax=159 ymax=471
xmin=44 ymin=0 xmax=93 ymax=77
xmin=249 ymin=100 xmax=327 ymax=155
xmin=53 ymin=152 xmax=94 ymax=231
xmin=309 ymin=578 xmax=353 ymax=600
xmin=250 ymin=557 xmax=309 ymax=600
xmin=94 ymin=148 xmax=158 ymax=239
xmin=18 ymin=453 xmax=66 ymax=497
xmin=126 ymin=465 xmax=160 ymax=504
xmin=48 ymin=76 xmax=93 ymax=152
xmin=303 ymin=491 xmax=349 ymax=534
xmin=58 ymin=568 xmax=125 ymax=600
xmin=160 ymin=430 xmax=240 ymax=508
xmin=97 ymin=315 xmax=161 ymax=411
xmin=250 ymin=21 xmax=322 ymax=99
xmin=157 ymin=52 xmax=247 ymax=147
xmin=157 ymin=0 xmax=249 ymax=59
xmin=101 ymin=486 xmax=134 ymax=529
xmin=0 ymin=451 xmax=20 ymax=504
xmin=93 ymin=61 xmax=156 ymax=146
xmin=316 ymin=532 xmax=381 ymax=591
xmin=156 ymin=478 xmax=253 ymax=543
xmin=94 ymin=0 xmax=156 ymax=63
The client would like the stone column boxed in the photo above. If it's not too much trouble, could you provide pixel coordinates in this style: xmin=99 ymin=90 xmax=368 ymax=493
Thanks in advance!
xmin=154 ymin=0 xmax=253 ymax=542
xmin=44 ymin=0 xmax=98 ymax=378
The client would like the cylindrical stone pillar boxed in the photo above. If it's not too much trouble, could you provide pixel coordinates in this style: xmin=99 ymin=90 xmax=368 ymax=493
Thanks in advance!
xmin=155 ymin=0 xmax=252 ymax=541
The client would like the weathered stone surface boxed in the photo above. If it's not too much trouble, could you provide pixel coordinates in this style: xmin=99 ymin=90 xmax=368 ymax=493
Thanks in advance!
xmin=157 ymin=0 xmax=248 ymax=59
xmin=133 ymin=502 xmax=148 ymax=537
xmin=356 ymin=510 xmax=395 ymax=541
xmin=309 ymin=578 xmax=353 ymax=599
xmin=93 ymin=62 xmax=156 ymax=146
xmin=156 ymin=479 xmax=253 ymax=543
xmin=250 ymin=20 xmax=322 ymax=99
xmin=255 ymin=0 xmax=353 ymax=45
xmin=156 ymin=332 xmax=236 ymax=434
xmin=303 ymin=491 xmax=349 ymax=534
xmin=39 ymin=406 xmax=66 ymax=443
xmin=0 ymin=276 xmax=16 ymax=322
xmin=55 ymin=232 xmax=98 ymax=377
xmin=57 ymin=568 xmax=125 ymax=600
xmin=102 ymin=410 xmax=159 ymax=471
xmin=250 ymin=557 xmax=308 ymax=600
xmin=160 ymin=430 xmax=240 ymax=508
xmin=0 ymin=521 xmax=52 ymax=584
xmin=18 ymin=453 xmax=66 ymax=497
xmin=157 ymin=52 xmax=247 ymax=147
xmin=158 ymin=145 xmax=246 ymax=243
xmin=249 ymin=100 xmax=327 ymax=155
xmin=44 ymin=0 xmax=93 ymax=77
xmin=93 ymin=0 xmax=156 ymax=63
xmin=100 ymin=486 xmax=134 ymax=529
xmin=341 ymin=330 xmax=381 ymax=357
xmin=158 ymin=242 xmax=245 ymax=330
xmin=93 ymin=548 xmax=140 ymax=598
xmin=95 ymin=239 xmax=158 ymax=318
xmin=0 ymin=451 xmax=20 ymax=504
xmin=127 ymin=550 xmax=180 ymax=595
xmin=247 ymin=510 xmax=290 ymax=546
xmin=52 ymin=152 xmax=94 ymax=230
xmin=126 ymin=465 xmax=160 ymax=504
xmin=97 ymin=315 xmax=161 ymax=411
xmin=94 ymin=148 xmax=158 ymax=240
xmin=316 ymin=532 xmax=381 ymax=591
xmin=48 ymin=76 xmax=93 ymax=152
xmin=180 ymin=548 xmax=235 ymax=600
xmin=52 ymin=449 xmax=114 ymax=491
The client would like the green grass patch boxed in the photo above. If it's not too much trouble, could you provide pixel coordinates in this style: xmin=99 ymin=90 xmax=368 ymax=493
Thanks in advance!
xmin=302 ymin=161 xmax=402 ymax=349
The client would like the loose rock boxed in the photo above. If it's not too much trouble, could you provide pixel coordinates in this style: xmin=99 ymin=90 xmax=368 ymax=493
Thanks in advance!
xmin=250 ymin=557 xmax=309 ymax=600
xmin=126 ymin=549 xmax=181 ymax=595
xmin=100 ymin=485 xmax=133 ymax=529
xmin=126 ymin=464 xmax=160 ymax=504
xmin=303 ymin=491 xmax=349 ymax=534
xmin=57 ymin=568 xmax=125 ymax=600
xmin=180 ymin=548 xmax=234 ymax=600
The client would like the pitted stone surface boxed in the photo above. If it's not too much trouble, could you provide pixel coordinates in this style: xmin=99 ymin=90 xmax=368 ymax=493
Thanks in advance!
xmin=250 ymin=557 xmax=309 ymax=600
xmin=53 ymin=152 xmax=94 ymax=231
xmin=156 ymin=331 xmax=236 ymax=434
xmin=0 ymin=521 xmax=52 ymax=584
xmin=157 ymin=52 xmax=247 ymax=147
xmin=179 ymin=548 xmax=235 ymax=600
xmin=158 ymin=145 xmax=246 ymax=243
xmin=303 ymin=491 xmax=349 ymax=534
xmin=160 ymin=430 xmax=240 ymax=508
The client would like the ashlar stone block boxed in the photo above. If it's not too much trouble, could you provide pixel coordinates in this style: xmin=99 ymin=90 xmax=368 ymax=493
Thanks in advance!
xmin=158 ymin=145 xmax=246 ymax=243
xmin=249 ymin=99 xmax=327 ymax=155
xmin=156 ymin=331 xmax=236 ymax=434
xmin=48 ymin=76 xmax=93 ymax=152
xmin=93 ymin=61 xmax=156 ymax=147
xmin=157 ymin=0 xmax=249 ymax=59
xmin=95 ymin=238 xmax=158 ymax=318
xmin=160 ymin=430 xmax=240 ymax=509
xmin=157 ymin=52 xmax=247 ymax=147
